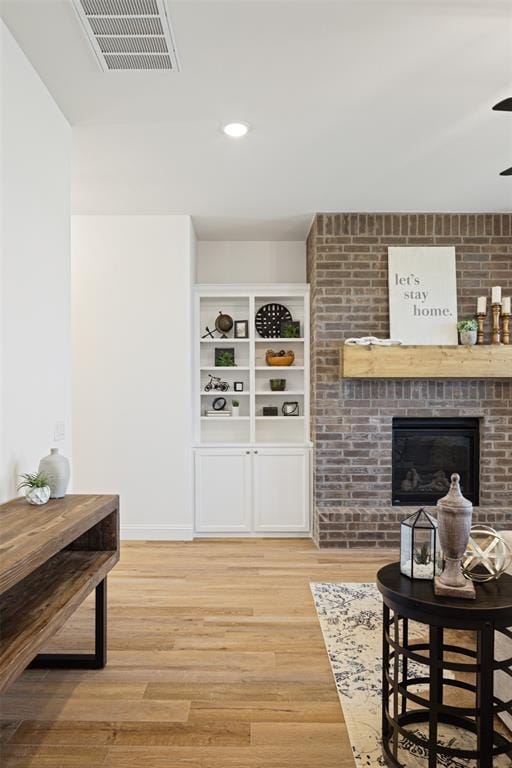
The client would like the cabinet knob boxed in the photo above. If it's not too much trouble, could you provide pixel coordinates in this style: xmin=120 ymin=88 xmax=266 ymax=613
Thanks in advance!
xmin=254 ymin=450 xmax=258 ymax=454
xmin=246 ymin=451 xmax=250 ymax=454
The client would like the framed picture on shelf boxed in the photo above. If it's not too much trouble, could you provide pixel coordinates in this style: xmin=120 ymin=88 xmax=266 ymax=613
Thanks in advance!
xmin=234 ymin=320 xmax=249 ymax=339
xmin=234 ymin=381 xmax=244 ymax=392
xmin=215 ymin=348 xmax=235 ymax=367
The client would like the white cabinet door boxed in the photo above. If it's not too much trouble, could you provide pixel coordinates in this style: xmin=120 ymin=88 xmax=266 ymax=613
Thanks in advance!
xmin=253 ymin=448 xmax=310 ymax=532
xmin=195 ymin=449 xmax=252 ymax=532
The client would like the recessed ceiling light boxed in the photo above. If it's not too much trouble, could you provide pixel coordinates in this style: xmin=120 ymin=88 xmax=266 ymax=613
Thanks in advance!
xmin=222 ymin=122 xmax=250 ymax=138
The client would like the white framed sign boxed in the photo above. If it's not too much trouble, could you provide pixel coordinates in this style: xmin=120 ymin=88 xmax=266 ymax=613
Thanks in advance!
xmin=388 ymin=247 xmax=458 ymax=345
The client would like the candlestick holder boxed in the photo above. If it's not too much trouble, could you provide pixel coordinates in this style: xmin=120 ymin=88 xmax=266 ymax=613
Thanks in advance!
xmin=492 ymin=303 xmax=501 ymax=344
xmin=476 ymin=313 xmax=486 ymax=345
xmin=502 ymin=312 xmax=511 ymax=345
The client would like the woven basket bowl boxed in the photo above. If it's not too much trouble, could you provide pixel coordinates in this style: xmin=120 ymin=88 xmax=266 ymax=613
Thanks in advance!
xmin=266 ymin=351 xmax=295 ymax=367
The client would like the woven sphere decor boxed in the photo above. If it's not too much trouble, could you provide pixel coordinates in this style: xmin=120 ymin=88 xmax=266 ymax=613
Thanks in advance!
xmin=463 ymin=525 xmax=512 ymax=582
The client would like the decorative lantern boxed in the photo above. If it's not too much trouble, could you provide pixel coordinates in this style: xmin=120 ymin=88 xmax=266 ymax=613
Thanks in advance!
xmin=400 ymin=508 xmax=442 ymax=580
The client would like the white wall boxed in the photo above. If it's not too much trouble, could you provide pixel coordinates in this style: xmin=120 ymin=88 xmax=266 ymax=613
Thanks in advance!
xmin=71 ymin=215 xmax=195 ymax=539
xmin=196 ymin=241 xmax=306 ymax=284
xmin=0 ymin=20 xmax=72 ymax=502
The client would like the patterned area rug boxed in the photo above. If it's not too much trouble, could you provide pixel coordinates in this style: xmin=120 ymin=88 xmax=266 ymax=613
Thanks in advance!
xmin=310 ymin=582 xmax=510 ymax=768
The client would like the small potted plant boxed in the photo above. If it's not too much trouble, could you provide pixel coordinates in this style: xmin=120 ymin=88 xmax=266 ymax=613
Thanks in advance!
xmin=457 ymin=319 xmax=478 ymax=346
xmin=232 ymin=399 xmax=240 ymax=417
xmin=17 ymin=471 xmax=51 ymax=506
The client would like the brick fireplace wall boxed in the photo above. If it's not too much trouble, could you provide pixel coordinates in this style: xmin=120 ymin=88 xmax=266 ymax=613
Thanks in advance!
xmin=307 ymin=213 xmax=512 ymax=548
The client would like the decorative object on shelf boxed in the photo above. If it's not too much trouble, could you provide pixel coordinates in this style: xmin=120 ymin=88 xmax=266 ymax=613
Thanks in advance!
xmin=38 ymin=448 xmax=70 ymax=499
xmin=475 ymin=310 xmax=486 ymax=345
xmin=17 ymin=471 xmax=51 ymax=506
xmin=344 ymin=336 xmax=402 ymax=346
xmin=388 ymin=246 xmax=458 ymax=345
xmin=463 ymin=525 xmax=512 ymax=582
xmin=262 ymin=406 xmax=278 ymax=416
xmin=280 ymin=320 xmax=300 ymax=338
xmin=215 ymin=311 xmax=233 ymax=336
xmin=212 ymin=397 xmax=227 ymax=411
xmin=234 ymin=320 xmax=249 ymax=339
xmin=215 ymin=348 xmax=235 ymax=367
xmin=502 ymin=297 xmax=511 ymax=345
xmin=434 ymin=473 xmax=475 ymax=599
xmin=476 ymin=295 xmax=487 ymax=315
xmin=400 ymin=507 xmax=441 ymax=580
xmin=232 ymin=399 xmax=240 ymax=418
xmin=492 ymin=286 xmax=502 ymax=344
xmin=270 ymin=378 xmax=286 ymax=391
xmin=265 ymin=349 xmax=295 ymax=366
xmin=204 ymin=374 xmax=229 ymax=392
xmin=282 ymin=401 xmax=299 ymax=416
xmin=233 ymin=381 xmax=244 ymax=392
xmin=255 ymin=303 xmax=292 ymax=338
xmin=201 ymin=325 xmax=217 ymax=339
xmin=457 ymin=319 xmax=478 ymax=346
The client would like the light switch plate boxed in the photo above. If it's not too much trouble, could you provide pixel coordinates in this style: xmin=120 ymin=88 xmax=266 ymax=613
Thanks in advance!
xmin=54 ymin=421 xmax=65 ymax=441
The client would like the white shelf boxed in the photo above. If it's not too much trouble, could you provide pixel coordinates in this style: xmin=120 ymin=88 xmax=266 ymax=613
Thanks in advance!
xmin=255 ymin=366 xmax=304 ymax=370
xmin=200 ymin=366 xmax=250 ymax=371
xmin=256 ymin=416 xmax=305 ymax=421
xmin=200 ymin=338 xmax=250 ymax=343
xmin=201 ymin=416 xmax=250 ymax=421
xmin=201 ymin=391 xmax=250 ymax=396
xmin=255 ymin=391 xmax=304 ymax=396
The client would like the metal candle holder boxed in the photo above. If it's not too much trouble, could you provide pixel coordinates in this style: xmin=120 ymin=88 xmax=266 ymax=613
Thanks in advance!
xmin=475 ymin=313 xmax=486 ymax=345
xmin=502 ymin=312 xmax=511 ymax=345
xmin=491 ymin=303 xmax=501 ymax=344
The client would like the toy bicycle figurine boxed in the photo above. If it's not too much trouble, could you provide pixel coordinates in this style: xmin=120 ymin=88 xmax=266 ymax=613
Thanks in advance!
xmin=204 ymin=375 xmax=230 ymax=392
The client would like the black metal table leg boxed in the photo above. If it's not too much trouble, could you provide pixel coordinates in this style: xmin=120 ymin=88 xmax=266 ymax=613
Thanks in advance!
xmin=382 ymin=603 xmax=390 ymax=744
xmin=428 ymin=625 xmax=443 ymax=768
xmin=401 ymin=617 xmax=408 ymax=715
xmin=29 ymin=578 xmax=107 ymax=670
xmin=476 ymin=622 xmax=494 ymax=768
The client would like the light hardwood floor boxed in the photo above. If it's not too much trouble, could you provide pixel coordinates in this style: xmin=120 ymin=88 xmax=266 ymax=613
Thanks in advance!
xmin=0 ymin=539 xmax=395 ymax=768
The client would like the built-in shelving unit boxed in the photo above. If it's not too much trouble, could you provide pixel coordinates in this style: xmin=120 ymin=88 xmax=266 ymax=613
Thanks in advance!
xmin=193 ymin=285 xmax=311 ymax=538
xmin=194 ymin=285 xmax=310 ymax=446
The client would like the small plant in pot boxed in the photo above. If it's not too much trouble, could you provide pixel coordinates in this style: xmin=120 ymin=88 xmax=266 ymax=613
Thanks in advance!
xmin=17 ymin=471 xmax=51 ymax=506
xmin=457 ymin=319 xmax=478 ymax=346
xmin=232 ymin=399 xmax=240 ymax=417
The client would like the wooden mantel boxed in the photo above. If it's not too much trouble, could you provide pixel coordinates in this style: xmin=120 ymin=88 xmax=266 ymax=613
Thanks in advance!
xmin=340 ymin=344 xmax=512 ymax=379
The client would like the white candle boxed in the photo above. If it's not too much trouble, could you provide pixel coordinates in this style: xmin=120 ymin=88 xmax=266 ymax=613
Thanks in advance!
xmin=502 ymin=297 xmax=511 ymax=314
xmin=477 ymin=296 xmax=487 ymax=314
xmin=492 ymin=286 xmax=502 ymax=304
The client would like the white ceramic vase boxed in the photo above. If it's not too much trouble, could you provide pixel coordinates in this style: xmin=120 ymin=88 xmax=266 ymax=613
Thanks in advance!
xmin=26 ymin=485 xmax=51 ymax=505
xmin=38 ymin=448 xmax=70 ymax=498
xmin=232 ymin=406 xmax=240 ymax=418
xmin=460 ymin=330 xmax=477 ymax=346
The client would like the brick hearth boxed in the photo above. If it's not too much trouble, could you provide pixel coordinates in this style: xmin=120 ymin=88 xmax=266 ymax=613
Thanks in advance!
xmin=307 ymin=213 xmax=512 ymax=548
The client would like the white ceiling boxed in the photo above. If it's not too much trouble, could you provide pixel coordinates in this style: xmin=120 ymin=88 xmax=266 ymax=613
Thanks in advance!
xmin=1 ymin=0 xmax=511 ymax=240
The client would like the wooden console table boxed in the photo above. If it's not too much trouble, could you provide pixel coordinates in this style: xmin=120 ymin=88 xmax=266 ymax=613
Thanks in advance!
xmin=0 ymin=494 xmax=119 ymax=692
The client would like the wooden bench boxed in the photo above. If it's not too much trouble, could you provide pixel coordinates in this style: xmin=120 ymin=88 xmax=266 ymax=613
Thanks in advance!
xmin=0 ymin=494 xmax=119 ymax=693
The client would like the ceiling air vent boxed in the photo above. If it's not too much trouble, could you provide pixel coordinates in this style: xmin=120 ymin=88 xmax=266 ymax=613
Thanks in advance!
xmin=71 ymin=0 xmax=180 ymax=71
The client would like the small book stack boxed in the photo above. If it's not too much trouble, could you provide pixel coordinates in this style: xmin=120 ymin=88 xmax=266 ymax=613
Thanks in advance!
xmin=205 ymin=410 xmax=231 ymax=417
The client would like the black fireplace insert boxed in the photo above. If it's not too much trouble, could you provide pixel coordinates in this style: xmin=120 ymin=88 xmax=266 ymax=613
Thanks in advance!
xmin=392 ymin=417 xmax=480 ymax=506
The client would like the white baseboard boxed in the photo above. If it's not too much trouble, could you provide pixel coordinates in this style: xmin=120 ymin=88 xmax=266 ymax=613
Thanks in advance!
xmin=193 ymin=531 xmax=311 ymax=538
xmin=121 ymin=525 xmax=194 ymax=541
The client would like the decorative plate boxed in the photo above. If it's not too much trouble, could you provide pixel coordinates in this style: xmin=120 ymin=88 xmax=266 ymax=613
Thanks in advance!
xmin=255 ymin=303 xmax=292 ymax=338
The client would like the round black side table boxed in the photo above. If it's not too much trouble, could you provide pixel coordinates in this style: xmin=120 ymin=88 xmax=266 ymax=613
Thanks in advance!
xmin=377 ymin=563 xmax=512 ymax=768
